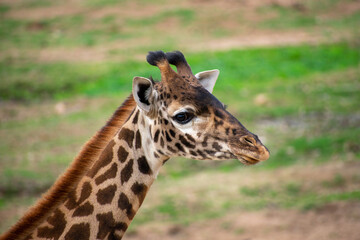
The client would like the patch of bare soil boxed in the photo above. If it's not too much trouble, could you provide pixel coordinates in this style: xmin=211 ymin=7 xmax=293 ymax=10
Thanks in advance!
xmin=189 ymin=30 xmax=324 ymax=51
xmin=323 ymin=0 xmax=360 ymax=19
xmin=4 ymin=1 xmax=164 ymax=20
xmin=126 ymin=201 xmax=360 ymax=240
xmin=5 ymin=5 xmax=83 ymax=20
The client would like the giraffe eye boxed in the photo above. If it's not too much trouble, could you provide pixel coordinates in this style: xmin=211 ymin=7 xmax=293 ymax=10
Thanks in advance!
xmin=173 ymin=112 xmax=194 ymax=124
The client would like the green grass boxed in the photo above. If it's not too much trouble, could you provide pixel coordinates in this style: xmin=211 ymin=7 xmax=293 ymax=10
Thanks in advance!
xmin=265 ymin=127 xmax=360 ymax=168
xmin=0 ymin=4 xmax=10 ymax=14
xmin=1 ymin=42 xmax=359 ymax=101
xmin=0 ymin=61 xmax=112 ymax=100
xmin=0 ymin=168 xmax=54 ymax=196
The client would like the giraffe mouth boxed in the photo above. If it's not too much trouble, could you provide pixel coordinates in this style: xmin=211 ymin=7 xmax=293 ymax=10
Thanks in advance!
xmin=237 ymin=155 xmax=260 ymax=165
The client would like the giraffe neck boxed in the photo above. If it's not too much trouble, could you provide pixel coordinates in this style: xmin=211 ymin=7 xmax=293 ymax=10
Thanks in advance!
xmin=29 ymin=108 xmax=167 ymax=240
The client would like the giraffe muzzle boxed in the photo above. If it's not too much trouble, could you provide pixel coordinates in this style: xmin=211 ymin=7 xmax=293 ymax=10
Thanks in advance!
xmin=230 ymin=135 xmax=270 ymax=165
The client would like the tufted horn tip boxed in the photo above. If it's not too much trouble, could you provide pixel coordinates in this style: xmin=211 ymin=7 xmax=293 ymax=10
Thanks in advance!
xmin=146 ymin=51 xmax=167 ymax=67
xmin=165 ymin=51 xmax=187 ymax=66
xmin=146 ymin=50 xmax=177 ymax=80
xmin=165 ymin=50 xmax=193 ymax=76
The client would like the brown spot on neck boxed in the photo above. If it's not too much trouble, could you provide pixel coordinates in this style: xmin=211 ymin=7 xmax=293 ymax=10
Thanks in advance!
xmin=96 ymin=184 xmax=117 ymax=205
xmin=64 ymin=223 xmax=90 ymax=240
xmin=132 ymin=110 xmax=139 ymax=124
xmin=137 ymin=156 xmax=152 ymax=175
xmin=37 ymin=209 xmax=66 ymax=239
xmin=135 ymin=130 xmax=142 ymax=149
xmin=95 ymin=163 xmax=118 ymax=185
xmin=118 ymin=128 xmax=135 ymax=148
xmin=87 ymin=140 xmax=116 ymax=178
xmin=118 ymin=193 xmax=136 ymax=220
xmin=65 ymin=181 xmax=92 ymax=210
xmin=121 ymin=159 xmax=134 ymax=184
xmin=131 ymin=182 xmax=148 ymax=206
xmin=96 ymin=212 xmax=128 ymax=240
xmin=72 ymin=201 xmax=94 ymax=217
xmin=117 ymin=146 xmax=129 ymax=163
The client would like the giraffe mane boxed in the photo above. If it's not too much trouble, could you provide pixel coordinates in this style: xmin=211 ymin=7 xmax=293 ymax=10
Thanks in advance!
xmin=1 ymin=94 xmax=136 ymax=240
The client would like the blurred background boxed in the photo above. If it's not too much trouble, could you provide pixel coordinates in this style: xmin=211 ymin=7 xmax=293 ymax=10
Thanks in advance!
xmin=0 ymin=0 xmax=359 ymax=239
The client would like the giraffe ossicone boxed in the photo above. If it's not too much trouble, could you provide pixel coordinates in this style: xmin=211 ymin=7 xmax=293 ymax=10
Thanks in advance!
xmin=1 ymin=50 xmax=269 ymax=240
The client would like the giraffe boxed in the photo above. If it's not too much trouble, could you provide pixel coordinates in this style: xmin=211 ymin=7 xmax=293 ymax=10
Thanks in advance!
xmin=1 ymin=50 xmax=270 ymax=240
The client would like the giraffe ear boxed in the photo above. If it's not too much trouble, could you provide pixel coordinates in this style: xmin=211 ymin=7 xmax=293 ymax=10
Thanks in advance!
xmin=132 ymin=76 xmax=154 ymax=113
xmin=195 ymin=69 xmax=220 ymax=93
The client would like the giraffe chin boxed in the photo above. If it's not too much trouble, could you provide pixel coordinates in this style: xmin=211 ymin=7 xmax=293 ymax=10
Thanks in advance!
xmin=237 ymin=155 xmax=260 ymax=165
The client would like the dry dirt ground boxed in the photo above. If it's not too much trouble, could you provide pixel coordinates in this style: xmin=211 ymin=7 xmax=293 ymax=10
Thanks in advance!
xmin=126 ymin=201 xmax=360 ymax=240
xmin=123 ymin=160 xmax=360 ymax=240
xmin=2 ymin=0 xmax=359 ymax=62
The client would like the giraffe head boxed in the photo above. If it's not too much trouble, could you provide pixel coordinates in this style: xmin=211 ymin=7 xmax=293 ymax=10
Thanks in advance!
xmin=132 ymin=51 xmax=269 ymax=165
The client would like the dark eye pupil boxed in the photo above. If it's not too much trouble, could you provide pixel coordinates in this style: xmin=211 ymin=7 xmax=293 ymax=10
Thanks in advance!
xmin=174 ymin=112 xmax=193 ymax=124
xmin=176 ymin=113 xmax=186 ymax=121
